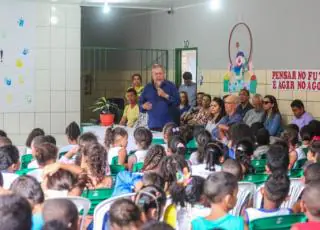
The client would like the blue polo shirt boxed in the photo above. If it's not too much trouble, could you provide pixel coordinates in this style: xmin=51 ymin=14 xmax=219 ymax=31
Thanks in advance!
xmin=139 ymin=80 xmax=180 ymax=129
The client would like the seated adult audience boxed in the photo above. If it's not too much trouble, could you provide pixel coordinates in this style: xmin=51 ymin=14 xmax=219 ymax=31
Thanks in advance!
xmin=243 ymin=94 xmax=265 ymax=127
xmin=181 ymin=92 xmax=204 ymax=123
xmin=216 ymin=95 xmax=242 ymax=140
xmin=263 ymin=95 xmax=282 ymax=136
xmin=236 ymin=88 xmax=253 ymax=118
xmin=179 ymin=91 xmax=191 ymax=116
xmin=130 ymin=73 xmax=144 ymax=97
xmin=290 ymin=99 xmax=313 ymax=130
xmin=179 ymin=71 xmax=197 ymax=107
xmin=120 ymin=88 xmax=139 ymax=127
xmin=188 ymin=94 xmax=211 ymax=125
xmin=205 ymin=97 xmax=226 ymax=134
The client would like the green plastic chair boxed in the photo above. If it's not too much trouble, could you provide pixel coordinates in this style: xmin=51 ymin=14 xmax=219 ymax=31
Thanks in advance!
xmin=249 ymin=214 xmax=307 ymax=230
xmin=111 ymin=156 xmax=119 ymax=165
xmin=59 ymin=151 xmax=68 ymax=159
xmin=110 ymin=165 xmax=126 ymax=175
xmin=81 ymin=188 xmax=114 ymax=215
xmin=302 ymin=147 xmax=309 ymax=155
xmin=293 ymin=158 xmax=307 ymax=169
xmin=15 ymin=168 xmax=36 ymax=176
xmin=289 ymin=169 xmax=304 ymax=178
xmin=132 ymin=162 xmax=144 ymax=172
xmin=186 ymin=138 xmax=197 ymax=149
xmin=152 ymin=138 xmax=165 ymax=145
xmin=251 ymin=159 xmax=267 ymax=173
xmin=243 ymin=174 xmax=269 ymax=186
xmin=20 ymin=154 xmax=33 ymax=170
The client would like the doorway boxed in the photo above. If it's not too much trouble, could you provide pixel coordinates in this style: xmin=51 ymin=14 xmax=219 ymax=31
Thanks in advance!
xmin=175 ymin=48 xmax=198 ymax=87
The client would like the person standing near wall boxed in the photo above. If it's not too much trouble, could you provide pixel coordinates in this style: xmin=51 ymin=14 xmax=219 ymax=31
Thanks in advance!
xmin=130 ymin=73 xmax=144 ymax=97
xmin=179 ymin=72 xmax=197 ymax=107
xmin=139 ymin=64 xmax=180 ymax=131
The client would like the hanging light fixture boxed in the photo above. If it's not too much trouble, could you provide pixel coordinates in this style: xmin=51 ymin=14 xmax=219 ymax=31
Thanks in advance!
xmin=103 ymin=1 xmax=111 ymax=14
xmin=210 ymin=0 xmax=221 ymax=11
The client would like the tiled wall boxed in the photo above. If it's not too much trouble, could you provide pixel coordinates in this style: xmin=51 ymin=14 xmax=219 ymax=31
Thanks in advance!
xmin=1 ymin=3 xmax=81 ymax=146
xmin=198 ymin=70 xmax=320 ymax=124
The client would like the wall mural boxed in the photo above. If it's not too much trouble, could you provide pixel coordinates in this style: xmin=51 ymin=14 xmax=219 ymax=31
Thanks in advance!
xmin=223 ymin=22 xmax=257 ymax=94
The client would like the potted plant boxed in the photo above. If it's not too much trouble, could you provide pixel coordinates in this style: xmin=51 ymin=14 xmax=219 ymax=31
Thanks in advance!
xmin=90 ymin=97 xmax=120 ymax=126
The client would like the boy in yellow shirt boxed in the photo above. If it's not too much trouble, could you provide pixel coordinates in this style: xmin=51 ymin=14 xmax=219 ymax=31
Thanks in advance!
xmin=120 ymin=88 xmax=139 ymax=127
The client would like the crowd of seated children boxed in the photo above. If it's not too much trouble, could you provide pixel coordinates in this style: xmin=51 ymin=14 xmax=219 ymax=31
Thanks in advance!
xmin=281 ymin=127 xmax=306 ymax=170
xmin=307 ymin=140 xmax=320 ymax=163
xmin=0 ymin=145 xmax=20 ymax=188
xmin=60 ymin=122 xmax=81 ymax=153
xmin=43 ymin=198 xmax=79 ymax=230
xmin=291 ymin=181 xmax=320 ymax=230
xmin=244 ymin=172 xmax=291 ymax=224
xmin=191 ymin=142 xmax=226 ymax=178
xmin=191 ymin=172 xmax=245 ymax=230
xmin=252 ymin=127 xmax=270 ymax=159
xmin=167 ymin=135 xmax=186 ymax=156
xmin=221 ymin=159 xmax=243 ymax=181
xmin=105 ymin=127 xmax=128 ymax=166
xmin=60 ymin=131 xmax=98 ymax=165
xmin=189 ymin=130 xmax=211 ymax=165
xmin=10 ymin=175 xmax=44 ymax=230
xmin=25 ymin=128 xmax=45 ymax=155
xmin=127 ymin=127 xmax=152 ymax=171
xmin=2 ymin=90 xmax=320 ymax=230
xmin=169 ymin=176 xmax=209 ymax=230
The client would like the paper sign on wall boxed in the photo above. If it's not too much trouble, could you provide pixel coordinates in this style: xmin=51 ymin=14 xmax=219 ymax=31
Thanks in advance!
xmin=272 ymin=70 xmax=320 ymax=91
xmin=0 ymin=2 xmax=35 ymax=112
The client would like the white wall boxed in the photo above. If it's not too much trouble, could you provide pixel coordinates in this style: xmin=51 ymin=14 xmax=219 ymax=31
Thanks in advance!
xmin=1 ymin=2 xmax=81 ymax=146
xmin=149 ymin=0 xmax=320 ymax=69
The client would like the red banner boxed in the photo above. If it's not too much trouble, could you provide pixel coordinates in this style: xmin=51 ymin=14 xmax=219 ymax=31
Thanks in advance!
xmin=272 ymin=70 xmax=320 ymax=91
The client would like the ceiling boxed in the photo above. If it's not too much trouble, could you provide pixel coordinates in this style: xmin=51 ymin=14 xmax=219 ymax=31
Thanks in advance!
xmin=17 ymin=0 xmax=210 ymax=9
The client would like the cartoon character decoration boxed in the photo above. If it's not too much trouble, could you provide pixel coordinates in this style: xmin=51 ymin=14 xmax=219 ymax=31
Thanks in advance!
xmin=224 ymin=23 xmax=257 ymax=94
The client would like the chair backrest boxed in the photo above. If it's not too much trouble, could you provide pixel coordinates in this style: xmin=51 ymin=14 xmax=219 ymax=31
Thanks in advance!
xmin=132 ymin=162 xmax=144 ymax=172
xmin=111 ymin=156 xmax=119 ymax=165
xmin=53 ymin=196 xmax=91 ymax=230
xmin=249 ymin=214 xmax=307 ymax=230
xmin=20 ymin=154 xmax=33 ymax=170
xmin=280 ymin=178 xmax=304 ymax=209
xmin=302 ymin=147 xmax=309 ymax=155
xmin=243 ymin=174 xmax=269 ymax=186
xmin=81 ymin=188 xmax=114 ymax=215
xmin=59 ymin=151 xmax=68 ymax=159
xmin=110 ymin=164 xmax=126 ymax=175
xmin=93 ymin=193 xmax=136 ymax=230
xmin=251 ymin=159 xmax=267 ymax=173
xmin=230 ymin=182 xmax=256 ymax=216
xmin=288 ymin=169 xmax=304 ymax=178
xmin=15 ymin=168 xmax=36 ymax=176
xmin=293 ymin=158 xmax=307 ymax=169
xmin=152 ymin=138 xmax=165 ymax=145
xmin=254 ymin=178 xmax=304 ymax=209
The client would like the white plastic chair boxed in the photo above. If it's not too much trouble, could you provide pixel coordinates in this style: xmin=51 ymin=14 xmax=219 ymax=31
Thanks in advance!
xmin=230 ymin=182 xmax=256 ymax=216
xmin=48 ymin=196 xmax=91 ymax=230
xmin=280 ymin=178 xmax=304 ymax=208
xmin=254 ymin=178 xmax=304 ymax=209
xmin=93 ymin=193 xmax=136 ymax=230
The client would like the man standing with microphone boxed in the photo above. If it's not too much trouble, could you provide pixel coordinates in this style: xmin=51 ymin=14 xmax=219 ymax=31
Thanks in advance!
xmin=139 ymin=64 xmax=180 ymax=131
